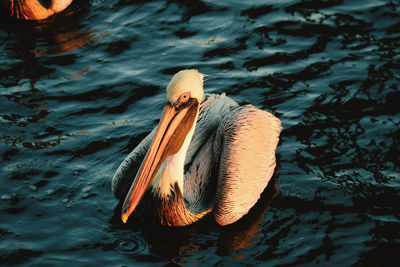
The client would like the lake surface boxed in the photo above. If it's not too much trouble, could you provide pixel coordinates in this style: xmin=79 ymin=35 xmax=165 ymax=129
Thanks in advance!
xmin=1 ymin=0 xmax=399 ymax=265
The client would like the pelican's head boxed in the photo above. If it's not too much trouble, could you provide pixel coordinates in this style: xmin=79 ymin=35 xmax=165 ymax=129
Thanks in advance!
xmin=166 ymin=69 xmax=205 ymax=105
xmin=121 ymin=69 xmax=205 ymax=223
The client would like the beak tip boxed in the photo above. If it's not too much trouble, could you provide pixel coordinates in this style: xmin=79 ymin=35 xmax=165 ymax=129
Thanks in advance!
xmin=121 ymin=213 xmax=128 ymax=224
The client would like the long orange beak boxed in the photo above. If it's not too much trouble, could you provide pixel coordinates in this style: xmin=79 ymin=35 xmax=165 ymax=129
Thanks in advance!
xmin=121 ymin=103 xmax=194 ymax=223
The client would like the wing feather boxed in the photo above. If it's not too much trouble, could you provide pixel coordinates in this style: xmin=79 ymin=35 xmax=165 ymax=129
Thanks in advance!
xmin=213 ymin=107 xmax=281 ymax=226
xmin=183 ymin=94 xmax=239 ymax=213
xmin=111 ymin=128 xmax=156 ymax=199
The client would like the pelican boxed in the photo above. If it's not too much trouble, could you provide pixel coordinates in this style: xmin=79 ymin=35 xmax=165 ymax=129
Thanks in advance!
xmin=112 ymin=69 xmax=281 ymax=226
xmin=3 ymin=0 xmax=73 ymax=20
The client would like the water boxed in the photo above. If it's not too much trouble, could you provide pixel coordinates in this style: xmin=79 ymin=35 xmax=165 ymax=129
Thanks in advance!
xmin=1 ymin=0 xmax=399 ymax=265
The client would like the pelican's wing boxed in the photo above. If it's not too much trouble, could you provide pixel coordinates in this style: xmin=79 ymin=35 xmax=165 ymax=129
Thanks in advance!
xmin=111 ymin=128 xmax=156 ymax=200
xmin=183 ymin=94 xmax=239 ymax=214
xmin=185 ymin=93 xmax=239 ymax=165
xmin=213 ymin=107 xmax=281 ymax=226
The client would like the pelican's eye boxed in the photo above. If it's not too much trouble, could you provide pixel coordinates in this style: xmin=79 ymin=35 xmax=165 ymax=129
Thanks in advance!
xmin=179 ymin=92 xmax=190 ymax=103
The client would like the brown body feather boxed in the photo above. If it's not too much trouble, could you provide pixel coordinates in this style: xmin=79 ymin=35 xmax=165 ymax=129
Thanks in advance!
xmin=150 ymin=183 xmax=211 ymax=226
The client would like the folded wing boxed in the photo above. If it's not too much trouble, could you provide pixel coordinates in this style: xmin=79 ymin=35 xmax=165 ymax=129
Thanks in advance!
xmin=213 ymin=107 xmax=281 ymax=226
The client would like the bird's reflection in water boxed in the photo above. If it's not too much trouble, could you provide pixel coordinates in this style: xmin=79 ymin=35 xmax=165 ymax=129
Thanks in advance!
xmin=0 ymin=0 xmax=94 ymax=95
xmin=216 ymin=163 xmax=280 ymax=258
xmin=1 ymin=0 xmax=93 ymax=58
xmin=110 ymin=162 xmax=280 ymax=263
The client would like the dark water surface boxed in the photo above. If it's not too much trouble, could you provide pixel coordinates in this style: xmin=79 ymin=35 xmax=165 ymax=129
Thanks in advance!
xmin=1 ymin=0 xmax=399 ymax=265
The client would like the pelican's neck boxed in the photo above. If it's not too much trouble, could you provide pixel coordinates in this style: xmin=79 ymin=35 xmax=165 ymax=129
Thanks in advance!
xmin=149 ymin=110 xmax=213 ymax=226
xmin=150 ymin=111 xmax=199 ymax=198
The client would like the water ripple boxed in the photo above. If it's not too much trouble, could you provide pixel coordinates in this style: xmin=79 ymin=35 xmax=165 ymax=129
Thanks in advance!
xmin=116 ymin=235 xmax=148 ymax=256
